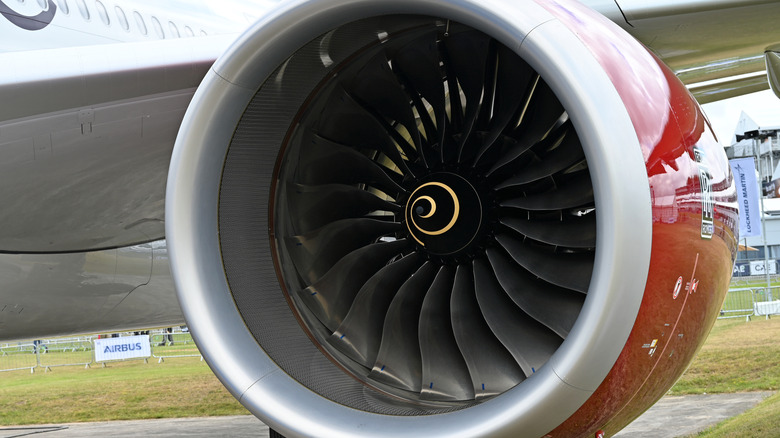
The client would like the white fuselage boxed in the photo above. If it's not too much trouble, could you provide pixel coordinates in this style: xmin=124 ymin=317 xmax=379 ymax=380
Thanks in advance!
xmin=0 ymin=0 xmax=277 ymax=52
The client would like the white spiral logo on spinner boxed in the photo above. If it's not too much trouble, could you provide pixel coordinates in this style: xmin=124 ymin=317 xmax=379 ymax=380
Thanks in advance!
xmin=407 ymin=182 xmax=460 ymax=243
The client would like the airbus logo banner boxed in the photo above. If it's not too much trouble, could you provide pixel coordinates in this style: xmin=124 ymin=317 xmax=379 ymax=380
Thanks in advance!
xmin=0 ymin=0 xmax=56 ymax=31
xmin=94 ymin=334 xmax=151 ymax=362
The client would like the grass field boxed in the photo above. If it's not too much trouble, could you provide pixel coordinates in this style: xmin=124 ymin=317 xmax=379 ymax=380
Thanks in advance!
xmin=673 ymin=318 xmax=780 ymax=437
xmin=1 ymin=318 xmax=779 ymax=433
xmin=671 ymin=318 xmax=780 ymax=395
xmin=0 ymin=357 xmax=248 ymax=425
xmin=686 ymin=392 xmax=780 ymax=437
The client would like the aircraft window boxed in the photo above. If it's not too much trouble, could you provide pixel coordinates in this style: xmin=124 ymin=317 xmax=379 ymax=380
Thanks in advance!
xmin=36 ymin=0 xmax=47 ymax=10
xmin=115 ymin=6 xmax=128 ymax=31
xmin=95 ymin=0 xmax=109 ymax=25
xmin=183 ymin=26 xmax=194 ymax=37
xmin=133 ymin=11 xmax=147 ymax=36
xmin=168 ymin=21 xmax=180 ymax=38
xmin=76 ymin=0 xmax=89 ymax=20
xmin=55 ymin=0 xmax=69 ymax=15
xmin=151 ymin=16 xmax=164 ymax=39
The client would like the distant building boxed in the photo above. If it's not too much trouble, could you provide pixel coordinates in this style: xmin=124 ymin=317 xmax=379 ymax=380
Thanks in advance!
xmin=726 ymin=111 xmax=780 ymax=194
xmin=726 ymin=112 xmax=780 ymax=276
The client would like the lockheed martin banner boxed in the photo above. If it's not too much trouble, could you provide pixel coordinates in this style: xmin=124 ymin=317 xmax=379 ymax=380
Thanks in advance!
xmin=729 ymin=158 xmax=761 ymax=238
xmin=94 ymin=334 xmax=151 ymax=362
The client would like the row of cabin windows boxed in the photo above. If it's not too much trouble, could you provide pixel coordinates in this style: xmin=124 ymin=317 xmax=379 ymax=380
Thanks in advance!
xmin=19 ymin=0 xmax=207 ymax=38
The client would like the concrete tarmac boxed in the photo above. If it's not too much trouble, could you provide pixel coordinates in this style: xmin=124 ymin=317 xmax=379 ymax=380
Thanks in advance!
xmin=614 ymin=391 xmax=773 ymax=437
xmin=0 ymin=416 xmax=269 ymax=438
xmin=0 ymin=392 xmax=773 ymax=437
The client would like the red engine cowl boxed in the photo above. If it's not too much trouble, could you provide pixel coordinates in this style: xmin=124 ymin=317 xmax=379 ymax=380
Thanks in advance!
xmin=166 ymin=0 xmax=737 ymax=436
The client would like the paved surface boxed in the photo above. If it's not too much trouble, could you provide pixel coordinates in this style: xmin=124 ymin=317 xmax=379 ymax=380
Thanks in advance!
xmin=615 ymin=392 xmax=773 ymax=437
xmin=0 ymin=392 xmax=772 ymax=437
xmin=0 ymin=416 xmax=268 ymax=438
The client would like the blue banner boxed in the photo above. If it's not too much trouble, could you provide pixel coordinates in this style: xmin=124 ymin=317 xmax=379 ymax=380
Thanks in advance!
xmin=730 ymin=158 xmax=761 ymax=238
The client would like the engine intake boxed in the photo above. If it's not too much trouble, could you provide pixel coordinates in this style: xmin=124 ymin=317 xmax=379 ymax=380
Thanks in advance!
xmin=166 ymin=1 xmax=736 ymax=436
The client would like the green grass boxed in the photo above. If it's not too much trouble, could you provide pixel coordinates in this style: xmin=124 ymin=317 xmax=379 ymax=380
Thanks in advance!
xmin=0 ymin=357 xmax=248 ymax=425
xmin=672 ymin=318 xmax=780 ymax=438
xmin=688 ymin=392 xmax=780 ymax=437
xmin=670 ymin=318 xmax=780 ymax=395
xmin=2 ymin=318 xmax=779 ymax=430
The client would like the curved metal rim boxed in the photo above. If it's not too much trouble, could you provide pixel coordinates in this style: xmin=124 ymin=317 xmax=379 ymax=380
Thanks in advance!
xmin=165 ymin=0 xmax=652 ymax=436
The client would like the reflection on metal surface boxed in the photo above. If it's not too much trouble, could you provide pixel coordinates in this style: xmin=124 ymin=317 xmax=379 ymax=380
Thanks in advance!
xmin=767 ymin=49 xmax=780 ymax=100
xmin=0 ymin=91 xmax=188 ymax=252
xmin=688 ymin=71 xmax=770 ymax=104
xmin=0 ymin=240 xmax=181 ymax=341
xmin=0 ymin=35 xmax=235 ymax=252
xmin=610 ymin=0 xmax=780 ymax=86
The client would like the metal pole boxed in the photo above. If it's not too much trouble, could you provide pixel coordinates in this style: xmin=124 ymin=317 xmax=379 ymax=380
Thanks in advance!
xmin=755 ymin=138 xmax=772 ymax=291
xmin=770 ymin=136 xmax=775 ymax=181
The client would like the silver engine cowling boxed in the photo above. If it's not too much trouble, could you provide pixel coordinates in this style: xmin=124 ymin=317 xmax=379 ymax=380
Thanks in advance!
xmin=166 ymin=0 xmax=734 ymax=436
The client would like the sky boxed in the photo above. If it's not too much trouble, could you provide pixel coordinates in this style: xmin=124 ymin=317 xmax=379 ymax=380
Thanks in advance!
xmin=702 ymin=89 xmax=780 ymax=146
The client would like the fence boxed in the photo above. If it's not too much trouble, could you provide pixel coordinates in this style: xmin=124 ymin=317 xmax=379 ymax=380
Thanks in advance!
xmin=0 ymin=340 xmax=38 ymax=373
xmin=150 ymin=328 xmax=202 ymax=363
xmin=719 ymin=286 xmax=780 ymax=320
xmin=39 ymin=337 xmax=94 ymax=371
xmin=0 ymin=327 xmax=200 ymax=373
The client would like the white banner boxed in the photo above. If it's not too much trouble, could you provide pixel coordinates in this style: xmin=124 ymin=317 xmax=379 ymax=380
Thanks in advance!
xmin=754 ymin=300 xmax=780 ymax=316
xmin=94 ymin=335 xmax=151 ymax=362
xmin=729 ymin=158 xmax=761 ymax=237
xmin=750 ymin=260 xmax=777 ymax=276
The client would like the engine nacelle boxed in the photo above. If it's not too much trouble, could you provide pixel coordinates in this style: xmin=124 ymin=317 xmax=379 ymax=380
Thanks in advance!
xmin=166 ymin=0 xmax=738 ymax=436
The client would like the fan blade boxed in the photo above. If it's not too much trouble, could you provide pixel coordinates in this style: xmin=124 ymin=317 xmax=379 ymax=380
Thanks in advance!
xmin=486 ymin=79 xmax=565 ymax=172
xmin=450 ymin=264 xmax=525 ymax=399
xmin=285 ymin=218 xmax=401 ymax=284
xmin=473 ymin=46 xmax=534 ymax=165
xmin=350 ymin=51 xmax=423 ymax=153
xmin=443 ymin=30 xmax=491 ymax=156
xmin=486 ymin=248 xmax=585 ymax=338
xmin=493 ymin=121 xmax=583 ymax=185
xmin=473 ymin=259 xmax=562 ymax=377
xmin=316 ymin=85 xmax=416 ymax=177
xmin=500 ymin=213 xmax=596 ymax=248
xmin=485 ymin=135 xmax=537 ymax=178
xmin=487 ymin=114 xmax=569 ymax=178
xmin=495 ymin=233 xmax=593 ymax=293
xmin=418 ymin=266 xmax=474 ymax=401
xmin=369 ymin=262 xmax=438 ymax=392
xmin=329 ymin=253 xmax=424 ymax=367
xmin=285 ymin=183 xmax=401 ymax=234
xmin=500 ymin=171 xmax=594 ymax=211
xmin=299 ymin=239 xmax=410 ymax=332
xmin=512 ymin=79 xmax=565 ymax=138
xmin=296 ymin=130 xmax=405 ymax=195
xmin=392 ymin=32 xmax=448 ymax=160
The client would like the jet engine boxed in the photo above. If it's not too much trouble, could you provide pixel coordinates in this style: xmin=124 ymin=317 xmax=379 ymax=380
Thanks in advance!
xmin=166 ymin=0 xmax=738 ymax=436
